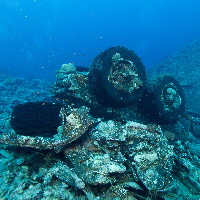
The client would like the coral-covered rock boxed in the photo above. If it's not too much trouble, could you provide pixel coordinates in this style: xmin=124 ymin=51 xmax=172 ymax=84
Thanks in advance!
xmin=124 ymin=122 xmax=174 ymax=191
xmin=91 ymin=120 xmax=174 ymax=191
xmin=64 ymin=138 xmax=126 ymax=185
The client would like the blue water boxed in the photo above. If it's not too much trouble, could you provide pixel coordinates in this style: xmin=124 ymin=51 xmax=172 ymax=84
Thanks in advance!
xmin=1 ymin=0 xmax=200 ymax=81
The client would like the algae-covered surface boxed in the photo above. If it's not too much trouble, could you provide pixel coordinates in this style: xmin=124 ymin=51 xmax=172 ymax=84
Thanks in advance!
xmin=0 ymin=42 xmax=200 ymax=199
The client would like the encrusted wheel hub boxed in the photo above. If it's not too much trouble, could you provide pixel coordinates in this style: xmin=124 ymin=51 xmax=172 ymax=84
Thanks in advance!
xmin=108 ymin=53 xmax=143 ymax=93
xmin=161 ymin=83 xmax=182 ymax=112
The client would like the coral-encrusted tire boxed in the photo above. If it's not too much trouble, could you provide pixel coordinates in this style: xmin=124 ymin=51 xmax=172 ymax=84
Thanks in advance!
xmin=11 ymin=102 xmax=62 ymax=137
xmin=88 ymin=46 xmax=146 ymax=107
xmin=142 ymin=74 xmax=185 ymax=123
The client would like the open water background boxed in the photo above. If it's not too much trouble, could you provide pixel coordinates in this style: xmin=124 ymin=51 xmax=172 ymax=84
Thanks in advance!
xmin=0 ymin=0 xmax=200 ymax=80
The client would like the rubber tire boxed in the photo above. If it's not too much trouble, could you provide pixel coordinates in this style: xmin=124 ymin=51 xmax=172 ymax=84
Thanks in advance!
xmin=142 ymin=74 xmax=185 ymax=123
xmin=88 ymin=46 xmax=146 ymax=107
xmin=10 ymin=102 xmax=62 ymax=137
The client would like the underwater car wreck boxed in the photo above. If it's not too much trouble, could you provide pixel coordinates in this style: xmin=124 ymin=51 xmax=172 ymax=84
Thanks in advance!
xmin=0 ymin=46 xmax=200 ymax=199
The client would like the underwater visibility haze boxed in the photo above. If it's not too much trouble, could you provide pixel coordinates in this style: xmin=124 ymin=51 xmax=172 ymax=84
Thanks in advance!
xmin=0 ymin=0 xmax=200 ymax=199
xmin=1 ymin=0 xmax=200 ymax=80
